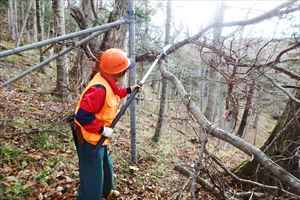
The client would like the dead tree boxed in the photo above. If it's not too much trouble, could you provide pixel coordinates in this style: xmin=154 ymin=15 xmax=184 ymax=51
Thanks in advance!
xmin=152 ymin=0 xmax=172 ymax=143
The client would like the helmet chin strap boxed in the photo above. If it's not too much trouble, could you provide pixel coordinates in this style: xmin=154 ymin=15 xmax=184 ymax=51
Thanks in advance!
xmin=100 ymin=69 xmax=126 ymax=81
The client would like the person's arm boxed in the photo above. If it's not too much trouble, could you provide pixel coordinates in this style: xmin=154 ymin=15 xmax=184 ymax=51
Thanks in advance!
xmin=115 ymin=85 xmax=141 ymax=98
xmin=113 ymin=87 xmax=131 ymax=98
xmin=75 ymin=85 xmax=106 ymax=133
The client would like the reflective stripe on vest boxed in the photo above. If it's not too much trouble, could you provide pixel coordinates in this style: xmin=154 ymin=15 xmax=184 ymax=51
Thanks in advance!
xmin=75 ymin=73 xmax=120 ymax=145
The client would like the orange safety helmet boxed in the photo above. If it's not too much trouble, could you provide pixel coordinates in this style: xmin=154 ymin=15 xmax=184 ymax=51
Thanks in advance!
xmin=99 ymin=48 xmax=131 ymax=74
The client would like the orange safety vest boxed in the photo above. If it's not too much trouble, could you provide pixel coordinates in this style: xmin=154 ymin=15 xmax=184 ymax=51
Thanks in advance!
xmin=74 ymin=73 xmax=120 ymax=145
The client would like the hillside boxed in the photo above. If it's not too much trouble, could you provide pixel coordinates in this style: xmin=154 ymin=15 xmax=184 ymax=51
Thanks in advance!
xmin=0 ymin=35 xmax=280 ymax=199
xmin=0 ymin=49 xmax=207 ymax=199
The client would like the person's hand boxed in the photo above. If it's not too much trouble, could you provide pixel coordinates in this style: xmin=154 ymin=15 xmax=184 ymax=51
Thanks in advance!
xmin=131 ymin=84 xmax=141 ymax=93
xmin=102 ymin=127 xmax=113 ymax=138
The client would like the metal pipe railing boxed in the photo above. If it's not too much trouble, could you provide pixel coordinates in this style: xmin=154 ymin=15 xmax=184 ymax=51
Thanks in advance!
xmin=0 ymin=28 xmax=108 ymax=89
xmin=0 ymin=18 xmax=128 ymax=58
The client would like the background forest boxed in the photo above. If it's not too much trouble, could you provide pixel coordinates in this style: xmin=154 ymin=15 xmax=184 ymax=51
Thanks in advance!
xmin=0 ymin=0 xmax=300 ymax=199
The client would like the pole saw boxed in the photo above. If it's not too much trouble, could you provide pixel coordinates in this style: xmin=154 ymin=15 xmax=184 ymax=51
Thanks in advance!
xmin=93 ymin=44 xmax=172 ymax=152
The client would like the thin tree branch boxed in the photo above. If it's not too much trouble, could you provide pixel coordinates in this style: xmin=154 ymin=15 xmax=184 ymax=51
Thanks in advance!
xmin=90 ymin=0 xmax=99 ymax=21
xmin=264 ymin=109 xmax=300 ymax=152
xmin=174 ymin=165 xmax=224 ymax=199
xmin=263 ymin=73 xmax=300 ymax=104
xmin=166 ymin=1 xmax=299 ymax=55
xmin=222 ymin=1 xmax=299 ymax=27
xmin=275 ymin=42 xmax=300 ymax=63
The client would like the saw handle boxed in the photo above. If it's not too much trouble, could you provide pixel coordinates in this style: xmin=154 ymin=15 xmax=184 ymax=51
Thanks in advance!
xmin=94 ymin=85 xmax=141 ymax=150
xmin=110 ymin=86 xmax=141 ymax=128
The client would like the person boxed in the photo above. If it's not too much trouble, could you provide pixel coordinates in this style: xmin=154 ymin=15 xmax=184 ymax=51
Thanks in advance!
xmin=73 ymin=48 xmax=140 ymax=200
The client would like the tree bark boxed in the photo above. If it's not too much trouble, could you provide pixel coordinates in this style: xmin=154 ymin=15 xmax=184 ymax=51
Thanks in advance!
xmin=53 ymin=0 xmax=68 ymax=98
xmin=89 ymin=0 xmax=128 ymax=80
xmin=153 ymin=62 xmax=168 ymax=143
xmin=99 ymin=0 xmax=127 ymax=51
xmin=36 ymin=0 xmax=45 ymax=73
xmin=11 ymin=0 xmax=18 ymax=41
xmin=81 ymin=0 xmax=95 ymax=27
xmin=152 ymin=0 xmax=171 ymax=143
xmin=237 ymin=83 xmax=254 ymax=137
xmin=8 ymin=0 xmax=14 ymax=40
xmin=235 ymin=82 xmax=300 ymax=185
xmin=69 ymin=0 xmax=128 ymax=87
xmin=16 ymin=0 xmax=34 ymax=47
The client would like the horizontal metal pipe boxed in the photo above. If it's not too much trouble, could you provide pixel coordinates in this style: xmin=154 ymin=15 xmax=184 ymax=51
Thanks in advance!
xmin=0 ymin=29 xmax=106 ymax=89
xmin=0 ymin=18 xmax=128 ymax=58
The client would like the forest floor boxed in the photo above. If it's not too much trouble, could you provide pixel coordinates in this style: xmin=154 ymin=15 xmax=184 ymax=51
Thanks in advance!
xmin=0 ymin=39 xmax=276 ymax=199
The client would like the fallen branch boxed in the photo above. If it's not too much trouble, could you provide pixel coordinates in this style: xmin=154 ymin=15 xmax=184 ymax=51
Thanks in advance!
xmin=174 ymin=165 xmax=267 ymax=199
xmin=174 ymin=165 xmax=224 ymax=199
xmin=206 ymin=149 xmax=300 ymax=198
xmin=160 ymin=63 xmax=300 ymax=195
xmin=234 ymin=191 xmax=265 ymax=199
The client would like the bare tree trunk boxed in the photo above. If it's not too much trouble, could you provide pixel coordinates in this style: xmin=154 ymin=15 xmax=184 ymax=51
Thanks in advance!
xmin=14 ymin=0 xmax=19 ymax=43
xmin=237 ymin=84 xmax=254 ymax=137
xmin=8 ymin=0 xmax=13 ymax=39
xmin=204 ymin=1 xmax=225 ymax=121
xmin=32 ymin=1 xmax=37 ymax=42
xmin=68 ymin=2 xmax=96 ymax=88
xmin=252 ymin=91 xmax=262 ymax=146
xmin=10 ymin=0 xmax=18 ymax=41
xmin=69 ymin=1 xmax=128 ymax=87
xmin=53 ymin=0 xmax=68 ymax=98
xmin=36 ymin=0 xmax=45 ymax=73
xmin=152 ymin=0 xmax=172 ymax=143
xmin=204 ymin=69 xmax=218 ymax=121
xmin=88 ymin=0 xmax=128 ymax=80
xmin=99 ymin=0 xmax=127 ymax=51
xmin=81 ymin=0 xmax=92 ymax=25
xmin=200 ymin=68 xmax=207 ymax=111
xmin=16 ymin=0 xmax=34 ymax=47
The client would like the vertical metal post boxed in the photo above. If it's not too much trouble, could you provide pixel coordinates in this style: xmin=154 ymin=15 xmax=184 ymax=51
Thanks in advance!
xmin=128 ymin=0 xmax=137 ymax=164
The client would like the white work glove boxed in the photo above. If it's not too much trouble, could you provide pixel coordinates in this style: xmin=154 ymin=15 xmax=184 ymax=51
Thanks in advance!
xmin=102 ymin=127 xmax=113 ymax=138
